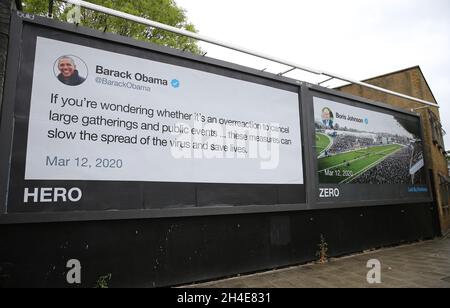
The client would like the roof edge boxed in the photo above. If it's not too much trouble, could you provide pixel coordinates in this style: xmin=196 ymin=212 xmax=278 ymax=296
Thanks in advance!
xmin=336 ymin=65 xmax=438 ymax=104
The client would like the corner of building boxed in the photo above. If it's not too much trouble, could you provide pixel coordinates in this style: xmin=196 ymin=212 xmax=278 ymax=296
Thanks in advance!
xmin=336 ymin=67 xmax=450 ymax=234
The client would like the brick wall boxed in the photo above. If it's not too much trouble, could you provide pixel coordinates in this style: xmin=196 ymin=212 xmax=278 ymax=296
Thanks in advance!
xmin=336 ymin=67 xmax=450 ymax=234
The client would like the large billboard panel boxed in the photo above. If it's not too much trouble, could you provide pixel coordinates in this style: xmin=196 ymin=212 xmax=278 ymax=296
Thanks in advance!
xmin=0 ymin=20 xmax=306 ymax=217
xmin=0 ymin=16 xmax=433 ymax=223
xmin=313 ymin=95 xmax=429 ymax=203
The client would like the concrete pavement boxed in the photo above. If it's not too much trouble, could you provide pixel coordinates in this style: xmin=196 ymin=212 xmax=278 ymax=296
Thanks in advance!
xmin=186 ymin=235 xmax=450 ymax=288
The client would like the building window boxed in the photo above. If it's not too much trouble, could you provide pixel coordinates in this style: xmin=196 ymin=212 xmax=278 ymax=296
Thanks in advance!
xmin=429 ymin=110 xmax=446 ymax=154
xmin=439 ymin=175 xmax=450 ymax=216
xmin=445 ymin=151 xmax=450 ymax=174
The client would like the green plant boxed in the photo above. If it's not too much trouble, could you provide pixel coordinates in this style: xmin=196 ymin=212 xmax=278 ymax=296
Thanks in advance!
xmin=94 ymin=273 xmax=112 ymax=288
xmin=316 ymin=234 xmax=329 ymax=264
xmin=21 ymin=0 xmax=202 ymax=54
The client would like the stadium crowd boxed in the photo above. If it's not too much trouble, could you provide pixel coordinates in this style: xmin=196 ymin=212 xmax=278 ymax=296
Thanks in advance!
xmin=327 ymin=135 xmax=374 ymax=155
xmin=352 ymin=146 xmax=423 ymax=184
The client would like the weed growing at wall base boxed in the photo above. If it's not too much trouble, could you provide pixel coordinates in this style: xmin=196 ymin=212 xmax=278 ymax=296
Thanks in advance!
xmin=316 ymin=234 xmax=329 ymax=264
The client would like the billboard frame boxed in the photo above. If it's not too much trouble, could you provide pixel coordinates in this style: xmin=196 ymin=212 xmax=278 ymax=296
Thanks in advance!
xmin=302 ymin=84 xmax=433 ymax=209
xmin=0 ymin=13 xmax=312 ymax=224
xmin=0 ymin=13 xmax=433 ymax=224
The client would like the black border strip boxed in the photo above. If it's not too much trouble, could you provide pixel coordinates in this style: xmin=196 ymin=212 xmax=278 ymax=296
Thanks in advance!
xmin=0 ymin=12 xmax=23 ymax=215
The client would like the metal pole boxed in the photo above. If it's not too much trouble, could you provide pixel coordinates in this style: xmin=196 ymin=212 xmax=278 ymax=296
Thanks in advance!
xmin=62 ymin=0 xmax=439 ymax=108
xmin=62 ymin=0 xmax=320 ymax=74
xmin=48 ymin=0 xmax=54 ymax=18
xmin=278 ymin=67 xmax=296 ymax=76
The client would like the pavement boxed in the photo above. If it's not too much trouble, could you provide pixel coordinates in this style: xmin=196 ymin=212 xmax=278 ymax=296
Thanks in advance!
xmin=186 ymin=235 xmax=450 ymax=288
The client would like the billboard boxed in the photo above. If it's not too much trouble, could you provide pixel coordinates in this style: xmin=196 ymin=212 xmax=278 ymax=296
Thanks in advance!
xmin=0 ymin=20 xmax=305 ymax=217
xmin=0 ymin=16 xmax=433 ymax=223
xmin=313 ymin=95 xmax=429 ymax=203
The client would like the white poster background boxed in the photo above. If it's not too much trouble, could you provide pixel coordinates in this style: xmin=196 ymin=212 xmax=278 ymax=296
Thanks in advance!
xmin=25 ymin=37 xmax=303 ymax=184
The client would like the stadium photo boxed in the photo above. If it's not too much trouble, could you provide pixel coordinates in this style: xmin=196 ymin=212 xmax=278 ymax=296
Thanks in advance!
xmin=314 ymin=98 xmax=426 ymax=185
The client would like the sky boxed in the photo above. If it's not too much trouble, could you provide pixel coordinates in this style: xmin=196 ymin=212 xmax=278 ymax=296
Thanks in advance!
xmin=175 ymin=0 xmax=450 ymax=148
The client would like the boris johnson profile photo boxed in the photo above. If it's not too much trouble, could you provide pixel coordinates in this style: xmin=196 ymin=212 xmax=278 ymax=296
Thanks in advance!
xmin=321 ymin=107 xmax=334 ymax=129
xmin=54 ymin=55 xmax=87 ymax=86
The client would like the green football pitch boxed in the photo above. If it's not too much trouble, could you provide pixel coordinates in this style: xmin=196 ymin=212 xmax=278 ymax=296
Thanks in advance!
xmin=318 ymin=143 xmax=403 ymax=184
xmin=316 ymin=133 xmax=332 ymax=155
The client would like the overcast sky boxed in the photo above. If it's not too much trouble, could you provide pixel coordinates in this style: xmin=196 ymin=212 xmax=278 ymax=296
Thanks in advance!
xmin=176 ymin=0 xmax=450 ymax=148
